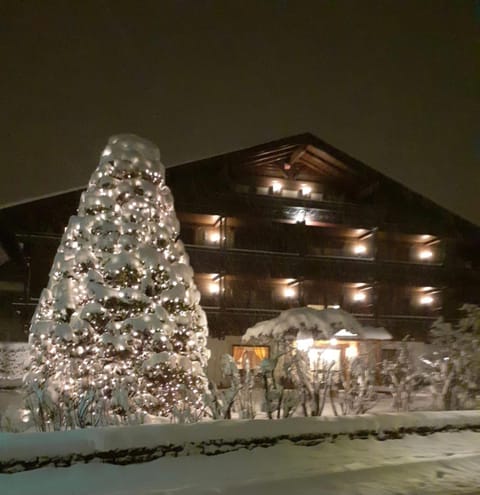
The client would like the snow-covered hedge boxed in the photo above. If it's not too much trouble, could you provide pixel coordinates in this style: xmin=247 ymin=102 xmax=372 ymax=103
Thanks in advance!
xmin=2 ymin=411 xmax=480 ymax=473
xmin=0 ymin=343 xmax=29 ymax=385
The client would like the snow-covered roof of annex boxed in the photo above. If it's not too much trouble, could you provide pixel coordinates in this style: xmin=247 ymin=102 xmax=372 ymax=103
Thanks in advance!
xmin=242 ymin=307 xmax=392 ymax=343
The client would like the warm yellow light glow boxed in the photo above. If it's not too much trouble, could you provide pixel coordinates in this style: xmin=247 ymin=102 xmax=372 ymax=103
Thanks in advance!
xmin=208 ymin=282 xmax=220 ymax=294
xmin=419 ymin=294 xmax=434 ymax=305
xmin=296 ymin=338 xmax=314 ymax=351
xmin=271 ymin=181 xmax=282 ymax=193
xmin=208 ymin=230 xmax=221 ymax=244
xmin=308 ymin=348 xmax=320 ymax=364
xmin=284 ymin=286 xmax=296 ymax=298
xmin=353 ymin=243 xmax=367 ymax=255
xmin=352 ymin=291 xmax=367 ymax=302
xmin=418 ymin=248 xmax=433 ymax=260
xmin=320 ymin=348 xmax=340 ymax=364
xmin=345 ymin=344 xmax=358 ymax=359
xmin=300 ymin=184 xmax=312 ymax=196
xmin=329 ymin=337 xmax=338 ymax=346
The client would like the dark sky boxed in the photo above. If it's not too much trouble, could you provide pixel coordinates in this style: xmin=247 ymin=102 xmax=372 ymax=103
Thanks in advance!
xmin=1 ymin=1 xmax=478 ymax=224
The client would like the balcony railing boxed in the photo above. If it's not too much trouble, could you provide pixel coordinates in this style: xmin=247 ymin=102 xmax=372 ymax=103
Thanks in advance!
xmin=184 ymin=244 xmax=455 ymax=285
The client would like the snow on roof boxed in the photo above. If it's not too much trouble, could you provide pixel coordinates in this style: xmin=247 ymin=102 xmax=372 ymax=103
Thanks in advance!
xmin=361 ymin=326 xmax=393 ymax=340
xmin=243 ymin=307 xmax=374 ymax=342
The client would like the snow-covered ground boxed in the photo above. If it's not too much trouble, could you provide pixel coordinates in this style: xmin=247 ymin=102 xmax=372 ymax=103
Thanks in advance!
xmin=2 ymin=411 xmax=480 ymax=495
xmin=3 ymin=429 xmax=480 ymax=495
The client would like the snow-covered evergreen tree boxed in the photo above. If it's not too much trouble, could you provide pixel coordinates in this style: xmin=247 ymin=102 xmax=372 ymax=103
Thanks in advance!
xmin=25 ymin=134 xmax=210 ymax=429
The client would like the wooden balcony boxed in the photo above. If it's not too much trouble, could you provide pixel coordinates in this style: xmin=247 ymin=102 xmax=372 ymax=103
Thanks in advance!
xmin=175 ymin=193 xmax=380 ymax=229
xmin=185 ymin=244 xmax=464 ymax=286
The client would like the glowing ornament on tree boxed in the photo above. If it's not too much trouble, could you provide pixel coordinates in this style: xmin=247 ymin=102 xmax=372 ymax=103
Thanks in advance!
xmin=25 ymin=134 xmax=210 ymax=429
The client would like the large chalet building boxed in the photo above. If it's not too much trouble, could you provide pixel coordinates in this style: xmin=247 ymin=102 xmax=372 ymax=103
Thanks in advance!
xmin=0 ymin=134 xmax=479 ymax=375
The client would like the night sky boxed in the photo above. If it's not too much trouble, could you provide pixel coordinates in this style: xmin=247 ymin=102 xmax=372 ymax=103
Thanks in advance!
xmin=1 ymin=1 xmax=478 ymax=225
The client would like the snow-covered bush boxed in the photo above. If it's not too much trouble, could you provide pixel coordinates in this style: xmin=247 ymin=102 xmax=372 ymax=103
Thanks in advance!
xmin=335 ymin=355 xmax=377 ymax=415
xmin=0 ymin=405 xmax=31 ymax=433
xmin=258 ymin=347 xmax=301 ymax=419
xmin=204 ymin=354 xmax=257 ymax=420
xmin=25 ymin=135 xmax=210 ymax=430
xmin=292 ymin=349 xmax=336 ymax=417
xmin=382 ymin=338 xmax=421 ymax=411
xmin=236 ymin=357 xmax=256 ymax=419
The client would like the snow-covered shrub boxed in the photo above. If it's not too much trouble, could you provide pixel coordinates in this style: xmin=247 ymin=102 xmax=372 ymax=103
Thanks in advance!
xmin=236 ymin=357 xmax=256 ymax=419
xmin=335 ymin=355 xmax=377 ymax=415
xmin=292 ymin=349 xmax=336 ymax=417
xmin=204 ymin=354 xmax=256 ymax=420
xmin=382 ymin=338 xmax=421 ymax=411
xmin=426 ymin=305 xmax=480 ymax=410
xmin=25 ymin=382 xmax=114 ymax=431
xmin=0 ymin=406 xmax=31 ymax=433
xmin=257 ymin=344 xmax=301 ymax=419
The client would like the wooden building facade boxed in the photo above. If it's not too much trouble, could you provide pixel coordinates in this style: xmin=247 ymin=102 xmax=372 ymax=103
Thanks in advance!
xmin=0 ymin=134 xmax=479 ymax=344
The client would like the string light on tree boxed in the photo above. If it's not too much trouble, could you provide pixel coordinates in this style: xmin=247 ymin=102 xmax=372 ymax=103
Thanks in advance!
xmin=25 ymin=134 xmax=210 ymax=429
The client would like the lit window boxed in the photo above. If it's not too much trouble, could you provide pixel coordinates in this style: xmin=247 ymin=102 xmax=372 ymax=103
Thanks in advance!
xmin=232 ymin=345 xmax=269 ymax=369
xmin=271 ymin=181 xmax=282 ymax=194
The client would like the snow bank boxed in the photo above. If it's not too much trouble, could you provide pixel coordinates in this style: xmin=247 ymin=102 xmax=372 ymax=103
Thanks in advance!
xmin=2 ymin=411 xmax=480 ymax=473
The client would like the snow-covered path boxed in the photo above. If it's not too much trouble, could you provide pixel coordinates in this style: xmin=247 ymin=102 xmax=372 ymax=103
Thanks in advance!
xmin=3 ymin=430 xmax=480 ymax=495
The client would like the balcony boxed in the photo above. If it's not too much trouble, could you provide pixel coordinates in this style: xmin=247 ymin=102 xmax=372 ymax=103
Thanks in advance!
xmin=174 ymin=192 xmax=380 ymax=229
xmin=184 ymin=243 xmax=453 ymax=285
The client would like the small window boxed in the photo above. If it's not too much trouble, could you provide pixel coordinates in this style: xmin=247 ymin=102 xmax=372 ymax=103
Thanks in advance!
xmin=232 ymin=345 xmax=270 ymax=369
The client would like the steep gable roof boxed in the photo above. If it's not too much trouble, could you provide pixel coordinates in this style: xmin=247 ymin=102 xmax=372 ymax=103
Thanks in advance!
xmin=168 ymin=133 xmax=479 ymax=239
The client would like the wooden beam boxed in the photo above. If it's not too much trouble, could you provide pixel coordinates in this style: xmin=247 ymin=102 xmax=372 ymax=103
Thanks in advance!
xmin=289 ymin=146 xmax=307 ymax=166
xmin=299 ymin=154 xmax=344 ymax=178
xmin=306 ymin=145 xmax=354 ymax=174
